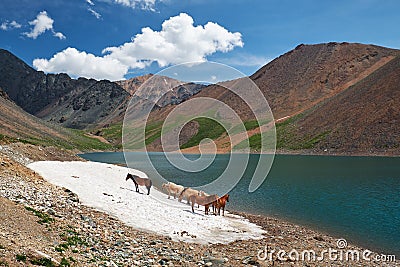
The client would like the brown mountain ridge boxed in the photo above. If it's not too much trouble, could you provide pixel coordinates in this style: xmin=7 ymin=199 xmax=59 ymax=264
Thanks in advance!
xmin=0 ymin=42 xmax=399 ymax=155
xmin=145 ymin=42 xmax=400 ymax=155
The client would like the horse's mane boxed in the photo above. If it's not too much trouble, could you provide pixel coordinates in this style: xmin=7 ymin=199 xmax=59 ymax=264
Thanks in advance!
xmin=178 ymin=187 xmax=189 ymax=198
xmin=181 ymin=187 xmax=189 ymax=193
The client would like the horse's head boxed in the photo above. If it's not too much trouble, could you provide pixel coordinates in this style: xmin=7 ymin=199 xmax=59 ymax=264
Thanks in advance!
xmin=198 ymin=190 xmax=205 ymax=196
xmin=162 ymin=183 xmax=168 ymax=189
xmin=126 ymin=173 xmax=132 ymax=181
xmin=226 ymin=194 xmax=230 ymax=202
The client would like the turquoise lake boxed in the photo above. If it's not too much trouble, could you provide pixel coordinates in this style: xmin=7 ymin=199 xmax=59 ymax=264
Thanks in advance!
xmin=79 ymin=152 xmax=400 ymax=256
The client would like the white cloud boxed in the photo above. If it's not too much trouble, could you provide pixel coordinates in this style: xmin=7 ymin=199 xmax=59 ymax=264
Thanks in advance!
xmin=53 ymin=31 xmax=66 ymax=40
xmin=33 ymin=47 xmax=128 ymax=81
xmin=33 ymin=13 xmax=243 ymax=81
xmin=88 ymin=8 xmax=102 ymax=19
xmin=86 ymin=0 xmax=95 ymax=5
xmin=103 ymin=13 xmax=243 ymax=68
xmin=114 ymin=0 xmax=156 ymax=11
xmin=10 ymin=21 xmax=22 ymax=29
xmin=24 ymin=11 xmax=65 ymax=40
xmin=0 ymin=20 xmax=22 ymax=31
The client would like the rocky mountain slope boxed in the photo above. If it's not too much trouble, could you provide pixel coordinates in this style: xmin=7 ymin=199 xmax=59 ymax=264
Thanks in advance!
xmin=0 ymin=87 xmax=111 ymax=150
xmin=1 ymin=43 xmax=399 ymax=154
xmin=0 ymin=49 xmax=131 ymax=129
xmin=145 ymin=42 xmax=400 ymax=154
xmin=278 ymin=53 xmax=400 ymax=154
xmin=184 ymin=42 xmax=397 ymax=120
xmin=0 ymin=49 xmax=205 ymax=130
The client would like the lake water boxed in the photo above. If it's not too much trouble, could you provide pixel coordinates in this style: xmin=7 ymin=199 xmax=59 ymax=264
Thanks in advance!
xmin=80 ymin=152 xmax=400 ymax=256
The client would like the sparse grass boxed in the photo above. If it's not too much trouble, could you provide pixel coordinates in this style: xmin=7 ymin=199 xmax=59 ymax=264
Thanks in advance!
xmin=234 ymin=113 xmax=330 ymax=151
xmin=1 ymin=127 xmax=116 ymax=151
xmin=0 ymin=244 xmax=5 ymax=249
xmin=0 ymin=134 xmax=34 ymax=145
xmin=55 ymin=229 xmax=87 ymax=253
xmin=99 ymin=122 xmax=123 ymax=145
xmin=275 ymin=114 xmax=330 ymax=150
xmin=144 ymin=121 xmax=163 ymax=145
xmin=59 ymin=258 xmax=71 ymax=267
xmin=25 ymin=206 xmax=54 ymax=224
xmin=30 ymin=257 xmax=55 ymax=267
xmin=244 ymin=120 xmax=260 ymax=131
xmin=15 ymin=254 xmax=26 ymax=262
xmin=67 ymin=129 xmax=114 ymax=151
xmin=180 ymin=117 xmax=227 ymax=149
xmin=0 ymin=260 xmax=8 ymax=266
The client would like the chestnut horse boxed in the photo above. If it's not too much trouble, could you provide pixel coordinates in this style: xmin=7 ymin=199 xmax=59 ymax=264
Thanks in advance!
xmin=189 ymin=194 xmax=218 ymax=215
xmin=126 ymin=173 xmax=152 ymax=195
xmin=215 ymin=194 xmax=229 ymax=216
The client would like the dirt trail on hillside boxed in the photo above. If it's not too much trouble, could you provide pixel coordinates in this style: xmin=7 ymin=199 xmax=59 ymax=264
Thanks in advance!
xmin=180 ymin=56 xmax=396 ymax=154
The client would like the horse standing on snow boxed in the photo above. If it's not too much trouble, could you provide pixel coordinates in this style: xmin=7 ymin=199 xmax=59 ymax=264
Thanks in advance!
xmin=189 ymin=194 xmax=219 ymax=215
xmin=178 ymin=187 xmax=201 ymax=204
xmin=215 ymin=194 xmax=230 ymax=216
xmin=126 ymin=173 xmax=152 ymax=195
xmin=162 ymin=182 xmax=184 ymax=199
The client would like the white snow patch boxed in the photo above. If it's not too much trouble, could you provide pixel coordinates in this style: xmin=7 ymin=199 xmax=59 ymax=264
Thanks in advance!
xmin=27 ymin=161 xmax=265 ymax=244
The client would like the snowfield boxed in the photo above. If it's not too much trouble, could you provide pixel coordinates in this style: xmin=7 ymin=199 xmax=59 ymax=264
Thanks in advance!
xmin=27 ymin=161 xmax=265 ymax=244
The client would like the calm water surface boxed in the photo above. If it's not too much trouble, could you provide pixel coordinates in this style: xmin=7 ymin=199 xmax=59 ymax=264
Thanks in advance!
xmin=80 ymin=152 xmax=400 ymax=256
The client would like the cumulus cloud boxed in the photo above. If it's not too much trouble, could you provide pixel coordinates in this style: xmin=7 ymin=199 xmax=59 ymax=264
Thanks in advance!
xmin=33 ymin=13 xmax=243 ymax=81
xmin=0 ymin=20 xmax=22 ymax=31
xmin=24 ymin=11 xmax=65 ymax=40
xmin=33 ymin=47 xmax=128 ymax=81
xmin=103 ymin=13 xmax=243 ymax=68
xmin=86 ymin=0 xmax=95 ymax=5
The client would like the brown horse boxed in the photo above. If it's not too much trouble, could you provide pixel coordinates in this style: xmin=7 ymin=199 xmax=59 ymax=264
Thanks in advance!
xmin=178 ymin=187 xmax=200 ymax=204
xmin=189 ymin=194 xmax=218 ymax=215
xmin=162 ymin=182 xmax=184 ymax=199
xmin=126 ymin=173 xmax=152 ymax=195
xmin=215 ymin=194 xmax=229 ymax=216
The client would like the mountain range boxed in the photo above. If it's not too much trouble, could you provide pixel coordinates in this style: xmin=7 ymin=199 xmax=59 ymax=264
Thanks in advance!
xmin=0 ymin=42 xmax=399 ymax=155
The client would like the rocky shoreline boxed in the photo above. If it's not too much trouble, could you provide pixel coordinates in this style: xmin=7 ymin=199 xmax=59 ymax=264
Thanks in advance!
xmin=0 ymin=143 xmax=398 ymax=266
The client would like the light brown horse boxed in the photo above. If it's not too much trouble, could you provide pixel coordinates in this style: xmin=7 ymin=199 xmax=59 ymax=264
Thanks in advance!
xmin=215 ymin=194 xmax=229 ymax=216
xmin=162 ymin=182 xmax=184 ymax=199
xmin=178 ymin=187 xmax=200 ymax=204
xmin=126 ymin=173 xmax=152 ymax=195
xmin=189 ymin=194 xmax=218 ymax=215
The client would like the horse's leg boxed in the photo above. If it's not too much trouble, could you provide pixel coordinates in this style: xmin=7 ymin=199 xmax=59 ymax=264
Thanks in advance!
xmin=222 ymin=206 xmax=225 ymax=216
xmin=135 ymin=183 xmax=139 ymax=192
xmin=168 ymin=190 xmax=170 ymax=199
xmin=191 ymin=197 xmax=195 ymax=213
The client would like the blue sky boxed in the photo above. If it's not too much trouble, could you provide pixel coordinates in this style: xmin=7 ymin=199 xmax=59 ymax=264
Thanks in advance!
xmin=1 ymin=0 xmax=399 ymax=80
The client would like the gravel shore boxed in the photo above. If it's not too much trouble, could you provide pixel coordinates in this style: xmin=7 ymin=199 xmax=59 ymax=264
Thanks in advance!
xmin=0 ymin=143 xmax=398 ymax=266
